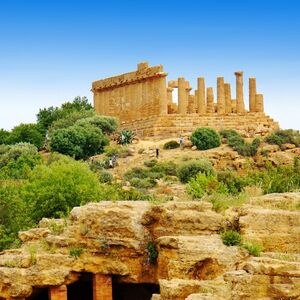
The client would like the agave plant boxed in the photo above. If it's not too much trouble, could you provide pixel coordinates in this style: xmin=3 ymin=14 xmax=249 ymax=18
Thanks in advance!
xmin=117 ymin=130 xmax=136 ymax=145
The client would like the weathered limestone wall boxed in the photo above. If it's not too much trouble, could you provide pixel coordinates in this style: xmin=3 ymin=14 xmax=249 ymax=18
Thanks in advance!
xmin=120 ymin=114 xmax=279 ymax=139
xmin=92 ymin=62 xmax=168 ymax=123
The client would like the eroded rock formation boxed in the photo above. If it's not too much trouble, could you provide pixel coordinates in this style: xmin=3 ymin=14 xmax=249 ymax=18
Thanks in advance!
xmin=0 ymin=194 xmax=299 ymax=299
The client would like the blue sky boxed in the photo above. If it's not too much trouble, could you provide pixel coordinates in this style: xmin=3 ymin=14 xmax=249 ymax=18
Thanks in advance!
xmin=0 ymin=0 xmax=299 ymax=130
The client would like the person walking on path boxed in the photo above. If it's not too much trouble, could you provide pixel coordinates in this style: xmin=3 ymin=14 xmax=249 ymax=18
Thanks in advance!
xmin=156 ymin=146 xmax=160 ymax=159
xmin=179 ymin=136 xmax=184 ymax=149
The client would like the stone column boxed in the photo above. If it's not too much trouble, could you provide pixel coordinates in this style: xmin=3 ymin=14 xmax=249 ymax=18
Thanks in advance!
xmin=197 ymin=77 xmax=206 ymax=114
xmin=178 ymin=77 xmax=187 ymax=114
xmin=141 ymin=80 xmax=147 ymax=119
xmin=158 ymin=76 xmax=168 ymax=115
xmin=136 ymin=82 xmax=143 ymax=120
xmin=49 ymin=285 xmax=67 ymax=300
xmin=235 ymin=71 xmax=245 ymax=113
xmin=255 ymin=94 xmax=264 ymax=113
xmin=217 ymin=77 xmax=225 ymax=114
xmin=249 ymin=77 xmax=257 ymax=112
xmin=167 ymin=87 xmax=173 ymax=105
xmin=93 ymin=274 xmax=112 ymax=300
xmin=206 ymin=87 xmax=214 ymax=113
xmin=188 ymin=95 xmax=196 ymax=113
xmin=224 ymin=83 xmax=232 ymax=113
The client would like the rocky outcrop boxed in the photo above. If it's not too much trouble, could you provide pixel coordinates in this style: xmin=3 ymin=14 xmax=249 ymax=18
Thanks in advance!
xmin=0 ymin=193 xmax=299 ymax=299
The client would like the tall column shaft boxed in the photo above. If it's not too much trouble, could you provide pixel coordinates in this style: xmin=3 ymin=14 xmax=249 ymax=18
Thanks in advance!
xmin=158 ymin=76 xmax=168 ymax=115
xmin=93 ymin=274 xmax=112 ymax=300
xmin=178 ymin=77 xmax=187 ymax=114
xmin=217 ymin=77 xmax=225 ymax=114
xmin=167 ymin=87 xmax=173 ymax=104
xmin=206 ymin=87 xmax=214 ymax=113
xmin=197 ymin=77 xmax=206 ymax=114
xmin=224 ymin=83 xmax=232 ymax=113
xmin=249 ymin=78 xmax=257 ymax=112
xmin=235 ymin=71 xmax=245 ymax=113
xmin=255 ymin=94 xmax=264 ymax=113
xmin=49 ymin=285 xmax=67 ymax=300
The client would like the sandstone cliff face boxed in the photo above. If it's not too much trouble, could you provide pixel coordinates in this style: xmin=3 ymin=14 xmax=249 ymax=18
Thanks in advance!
xmin=0 ymin=194 xmax=299 ymax=299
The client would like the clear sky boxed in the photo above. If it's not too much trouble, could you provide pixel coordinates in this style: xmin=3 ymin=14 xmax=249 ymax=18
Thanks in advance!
xmin=0 ymin=0 xmax=299 ymax=130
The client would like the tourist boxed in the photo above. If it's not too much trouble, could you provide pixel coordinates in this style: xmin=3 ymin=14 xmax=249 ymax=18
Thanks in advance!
xmin=156 ymin=146 xmax=159 ymax=159
xmin=179 ymin=136 xmax=184 ymax=149
xmin=109 ymin=158 xmax=113 ymax=168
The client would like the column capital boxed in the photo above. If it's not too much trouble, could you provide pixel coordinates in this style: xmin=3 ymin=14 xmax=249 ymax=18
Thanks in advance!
xmin=234 ymin=71 xmax=243 ymax=76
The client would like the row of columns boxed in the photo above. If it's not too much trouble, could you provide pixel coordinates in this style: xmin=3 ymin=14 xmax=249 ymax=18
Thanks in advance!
xmin=168 ymin=72 xmax=264 ymax=115
xmin=8 ymin=274 xmax=112 ymax=300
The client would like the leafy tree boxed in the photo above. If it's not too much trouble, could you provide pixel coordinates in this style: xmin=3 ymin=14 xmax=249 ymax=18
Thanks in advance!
xmin=22 ymin=156 xmax=103 ymax=222
xmin=75 ymin=115 xmax=118 ymax=135
xmin=37 ymin=96 xmax=93 ymax=132
xmin=0 ymin=129 xmax=10 ymax=144
xmin=191 ymin=128 xmax=221 ymax=150
xmin=8 ymin=123 xmax=45 ymax=149
xmin=61 ymin=96 xmax=92 ymax=111
xmin=50 ymin=124 xmax=109 ymax=159
xmin=177 ymin=159 xmax=214 ymax=183
xmin=0 ymin=182 xmax=31 ymax=250
xmin=0 ymin=143 xmax=41 ymax=179
xmin=48 ymin=110 xmax=95 ymax=137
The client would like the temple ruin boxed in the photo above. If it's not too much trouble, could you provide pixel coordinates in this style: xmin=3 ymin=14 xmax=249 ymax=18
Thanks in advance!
xmin=92 ymin=62 xmax=279 ymax=137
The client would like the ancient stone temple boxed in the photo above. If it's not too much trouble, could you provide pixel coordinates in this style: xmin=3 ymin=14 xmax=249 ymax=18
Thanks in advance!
xmin=92 ymin=62 xmax=279 ymax=137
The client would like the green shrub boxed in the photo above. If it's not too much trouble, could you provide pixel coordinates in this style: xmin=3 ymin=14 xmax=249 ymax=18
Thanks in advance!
xmin=0 ymin=129 xmax=10 ymax=144
xmin=227 ymin=135 xmax=260 ymax=157
xmin=265 ymin=129 xmax=300 ymax=147
xmin=98 ymin=170 xmax=113 ymax=183
xmin=124 ymin=167 xmax=161 ymax=189
xmin=50 ymin=123 xmax=109 ymax=159
xmin=129 ymin=177 xmax=157 ymax=189
xmin=75 ymin=115 xmax=118 ymax=135
xmin=151 ymin=161 xmax=177 ymax=176
xmin=163 ymin=140 xmax=180 ymax=149
xmin=144 ymin=159 xmax=158 ymax=167
xmin=187 ymin=173 xmax=227 ymax=198
xmin=147 ymin=241 xmax=158 ymax=264
xmin=191 ymin=128 xmax=221 ymax=150
xmin=248 ymin=164 xmax=300 ymax=194
xmin=217 ymin=170 xmax=248 ymax=195
xmin=0 ymin=143 xmax=42 ymax=179
xmin=0 ymin=182 xmax=31 ymax=250
xmin=117 ymin=130 xmax=135 ymax=145
xmin=22 ymin=156 xmax=103 ymax=222
xmin=219 ymin=129 xmax=240 ymax=139
xmin=69 ymin=247 xmax=83 ymax=258
xmin=177 ymin=159 xmax=214 ymax=183
xmin=48 ymin=110 xmax=95 ymax=137
xmin=242 ymin=242 xmax=263 ymax=256
xmin=88 ymin=159 xmax=106 ymax=172
xmin=221 ymin=230 xmax=242 ymax=246
xmin=8 ymin=123 xmax=45 ymax=149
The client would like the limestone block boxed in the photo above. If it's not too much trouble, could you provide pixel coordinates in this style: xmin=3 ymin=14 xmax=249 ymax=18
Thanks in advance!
xmin=156 ymin=235 xmax=245 ymax=280
xmin=141 ymin=202 xmax=224 ymax=239
xmin=239 ymin=206 xmax=300 ymax=253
